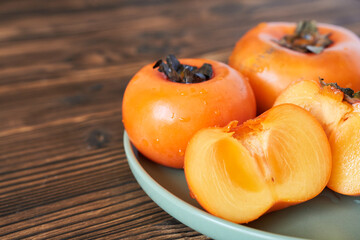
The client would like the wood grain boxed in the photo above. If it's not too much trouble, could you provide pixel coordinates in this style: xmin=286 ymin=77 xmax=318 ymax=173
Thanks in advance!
xmin=1 ymin=0 xmax=360 ymax=239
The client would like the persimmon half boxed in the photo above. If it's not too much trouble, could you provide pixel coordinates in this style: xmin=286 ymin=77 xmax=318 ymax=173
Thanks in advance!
xmin=122 ymin=55 xmax=256 ymax=168
xmin=229 ymin=20 xmax=360 ymax=113
xmin=184 ymin=104 xmax=331 ymax=223
xmin=275 ymin=79 xmax=360 ymax=195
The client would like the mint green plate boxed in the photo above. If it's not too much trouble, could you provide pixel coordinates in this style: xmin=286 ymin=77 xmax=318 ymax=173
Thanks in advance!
xmin=123 ymin=132 xmax=360 ymax=240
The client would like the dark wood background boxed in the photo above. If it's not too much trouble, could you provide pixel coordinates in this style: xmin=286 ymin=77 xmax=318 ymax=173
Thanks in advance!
xmin=1 ymin=0 xmax=360 ymax=239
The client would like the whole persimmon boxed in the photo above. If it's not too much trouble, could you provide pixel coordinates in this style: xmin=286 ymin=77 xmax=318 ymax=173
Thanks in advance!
xmin=122 ymin=55 xmax=256 ymax=168
xmin=229 ymin=20 xmax=360 ymax=113
xmin=184 ymin=104 xmax=331 ymax=223
xmin=275 ymin=79 xmax=360 ymax=195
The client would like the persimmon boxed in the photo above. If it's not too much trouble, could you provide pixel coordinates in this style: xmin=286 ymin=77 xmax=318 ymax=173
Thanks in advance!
xmin=122 ymin=55 xmax=256 ymax=168
xmin=184 ymin=104 xmax=331 ymax=223
xmin=229 ymin=20 xmax=360 ymax=113
xmin=275 ymin=79 xmax=360 ymax=195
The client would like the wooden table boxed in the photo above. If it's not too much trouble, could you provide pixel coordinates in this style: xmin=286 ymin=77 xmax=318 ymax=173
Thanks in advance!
xmin=1 ymin=0 xmax=360 ymax=239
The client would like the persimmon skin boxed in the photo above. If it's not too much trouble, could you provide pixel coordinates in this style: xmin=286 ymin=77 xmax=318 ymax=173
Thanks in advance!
xmin=229 ymin=22 xmax=360 ymax=113
xmin=122 ymin=59 xmax=256 ymax=168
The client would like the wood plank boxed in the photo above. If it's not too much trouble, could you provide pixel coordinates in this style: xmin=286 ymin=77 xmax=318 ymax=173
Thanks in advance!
xmin=2 ymin=0 xmax=360 ymax=239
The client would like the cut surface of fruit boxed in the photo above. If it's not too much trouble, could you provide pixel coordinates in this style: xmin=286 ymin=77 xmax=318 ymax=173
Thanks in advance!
xmin=184 ymin=104 xmax=331 ymax=223
xmin=274 ymin=80 xmax=352 ymax=136
xmin=185 ymin=127 xmax=273 ymax=223
xmin=275 ymin=80 xmax=360 ymax=195
xmin=328 ymin=108 xmax=360 ymax=194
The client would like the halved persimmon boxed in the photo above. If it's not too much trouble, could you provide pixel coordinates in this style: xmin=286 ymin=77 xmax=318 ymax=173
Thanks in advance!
xmin=275 ymin=79 xmax=360 ymax=195
xmin=123 ymin=55 xmax=256 ymax=168
xmin=184 ymin=104 xmax=331 ymax=223
xmin=229 ymin=20 xmax=360 ymax=113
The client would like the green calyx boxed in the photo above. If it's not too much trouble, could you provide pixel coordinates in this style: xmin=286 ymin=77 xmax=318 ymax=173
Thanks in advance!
xmin=153 ymin=54 xmax=213 ymax=84
xmin=276 ymin=20 xmax=333 ymax=54
xmin=320 ymin=78 xmax=360 ymax=104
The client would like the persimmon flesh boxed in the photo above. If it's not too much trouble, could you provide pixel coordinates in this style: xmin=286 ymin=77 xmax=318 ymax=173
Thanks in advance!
xmin=122 ymin=58 xmax=256 ymax=168
xmin=229 ymin=21 xmax=360 ymax=113
xmin=275 ymin=80 xmax=360 ymax=195
xmin=184 ymin=104 xmax=331 ymax=223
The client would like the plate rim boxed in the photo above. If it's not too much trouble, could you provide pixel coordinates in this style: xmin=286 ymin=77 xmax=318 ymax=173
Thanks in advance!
xmin=123 ymin=131 xmax=305 ymax=240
